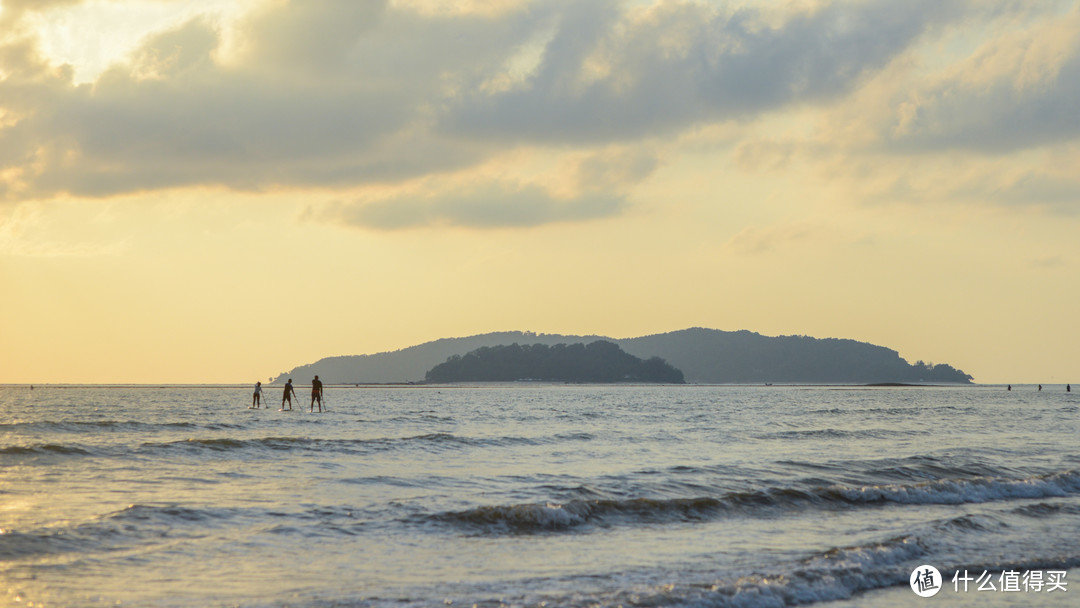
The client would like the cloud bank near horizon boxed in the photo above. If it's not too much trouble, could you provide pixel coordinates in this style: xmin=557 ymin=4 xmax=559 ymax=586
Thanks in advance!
xmin=2 ymin=0 xmax=1080 ymax=228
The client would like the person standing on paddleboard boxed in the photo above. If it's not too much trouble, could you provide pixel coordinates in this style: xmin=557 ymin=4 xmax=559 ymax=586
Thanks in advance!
xmin=252 ymin=381 xmax=263 ymax=409
xmin=282 ymin=379 xmax=296 ymax=410
xmin=310 ymin=375 xmax=324 ymax=413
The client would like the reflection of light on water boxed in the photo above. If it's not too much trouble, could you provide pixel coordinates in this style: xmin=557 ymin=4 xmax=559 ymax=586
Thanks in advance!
xmin=0 ymin=497 xmax=36 ymax=516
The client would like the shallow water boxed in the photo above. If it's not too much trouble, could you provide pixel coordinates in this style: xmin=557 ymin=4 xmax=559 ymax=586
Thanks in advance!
xmin=1 ymin=384 xmax=1078 ymax=606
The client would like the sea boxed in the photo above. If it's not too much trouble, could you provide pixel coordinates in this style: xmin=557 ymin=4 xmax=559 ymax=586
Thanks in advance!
xmin=1 ymin=384 xmax=1078 ymax=607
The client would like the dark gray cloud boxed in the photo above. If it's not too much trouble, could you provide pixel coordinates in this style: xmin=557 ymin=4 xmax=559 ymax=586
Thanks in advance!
xmin=241 ymin=0 xmax=390 ymax=72
xmin=440 ymin=0 xmax=964 ymax=143
xmin=886 ymin=49 xmax=1080 ymax=154
xmin=0 ymin=1 xmax=519 ymax=198
xmin=2 ymin=14 xmax=437 ymax=197
xmin=1 ymin=0 xmax=1060 ymax=226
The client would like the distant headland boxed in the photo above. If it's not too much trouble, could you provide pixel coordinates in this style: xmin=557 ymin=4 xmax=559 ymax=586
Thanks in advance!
xmin=270 ymin=328 xmax=974 ymax=385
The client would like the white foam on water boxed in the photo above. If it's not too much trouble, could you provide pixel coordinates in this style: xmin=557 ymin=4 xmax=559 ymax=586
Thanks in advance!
xmin=836 ymin=471 xmax=1080 ymax=505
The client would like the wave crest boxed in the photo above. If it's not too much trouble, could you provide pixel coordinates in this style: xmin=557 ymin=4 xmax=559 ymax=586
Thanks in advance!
xmin=426 ymin=470 xmax=1080 ymax=534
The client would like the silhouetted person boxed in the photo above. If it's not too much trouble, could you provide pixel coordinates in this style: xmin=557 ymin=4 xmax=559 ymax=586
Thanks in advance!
xmin=1038 ymin=384 xmax=1043 ymax=392
xmin=310 ymin=375 xmax=324 ymax=412
xmin=1007 ymin=384 xmax=1012 ymax=391
xmin=1068 ymin=384 xmax=1072 ymax=393
xmin=282 ymin=379 xmax=296 ymax=410
xmin=252 ymin=381 xmax=263 ymax=408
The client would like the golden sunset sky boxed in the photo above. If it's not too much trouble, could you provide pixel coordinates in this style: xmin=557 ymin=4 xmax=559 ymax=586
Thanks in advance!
xmin=2 ymin=0 xmax=1078 ymax=384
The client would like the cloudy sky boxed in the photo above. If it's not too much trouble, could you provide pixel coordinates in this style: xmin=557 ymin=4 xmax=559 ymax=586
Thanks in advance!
xmin=2 ymin=0 xmax=1078 ymax=384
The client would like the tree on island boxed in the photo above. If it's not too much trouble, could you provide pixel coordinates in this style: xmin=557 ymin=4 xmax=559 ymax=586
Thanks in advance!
xmin=909 ymin=360 xmax=970 ymax=383
xmin=425 ymin=340 xmax=685 ymax=384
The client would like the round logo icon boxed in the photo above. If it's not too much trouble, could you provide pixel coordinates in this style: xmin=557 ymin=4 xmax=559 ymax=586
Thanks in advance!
xmin=910 ymin=565 xmax=943 ymax=597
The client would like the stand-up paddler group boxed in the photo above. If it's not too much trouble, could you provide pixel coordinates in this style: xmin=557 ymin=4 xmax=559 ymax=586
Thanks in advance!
xmin=250 ymin=376 xmax=325 ymax=412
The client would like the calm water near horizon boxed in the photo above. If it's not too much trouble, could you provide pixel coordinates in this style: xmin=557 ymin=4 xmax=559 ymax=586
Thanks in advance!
xmin=2 ymin=384 xmax=1079 ymax=607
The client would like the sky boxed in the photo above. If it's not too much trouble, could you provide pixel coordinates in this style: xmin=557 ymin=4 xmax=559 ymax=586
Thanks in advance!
xmin=1 ymin=0 xmax=1078 ymax=384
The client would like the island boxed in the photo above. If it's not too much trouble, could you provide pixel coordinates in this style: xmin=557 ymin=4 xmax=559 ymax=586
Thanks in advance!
xmin=424 ymin=340 xmax=685 ymax=384
xmin=270 ymin=327 xmax=974 ymax=385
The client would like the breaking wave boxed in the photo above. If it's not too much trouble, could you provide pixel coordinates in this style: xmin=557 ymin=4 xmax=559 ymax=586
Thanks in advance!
xmin=427 ymin=470 xmax=1080 ymax=534
xmin=138 ymin=431 xmax=590 ymax=455
xmin=0 ymin=443 xmax=93 ymax=457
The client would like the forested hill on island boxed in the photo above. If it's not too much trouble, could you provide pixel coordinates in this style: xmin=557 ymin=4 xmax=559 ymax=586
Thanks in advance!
xmin=425 ymin=341 xmax=685 ymax=384
xmin=270 ymin=328 xmax=974 ymax=385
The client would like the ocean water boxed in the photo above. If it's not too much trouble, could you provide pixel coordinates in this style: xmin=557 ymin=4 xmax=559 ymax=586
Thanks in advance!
xmin=1 ymin=384 xmax=1079 ymax=607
